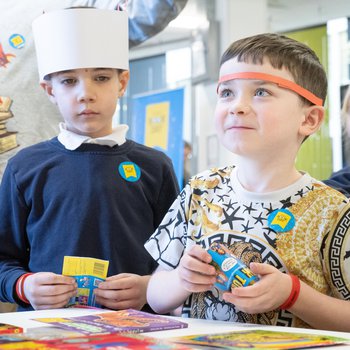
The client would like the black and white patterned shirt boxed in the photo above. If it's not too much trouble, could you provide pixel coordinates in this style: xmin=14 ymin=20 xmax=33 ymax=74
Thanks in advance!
xmin=145 ymin=166 xmax=350 ymax=328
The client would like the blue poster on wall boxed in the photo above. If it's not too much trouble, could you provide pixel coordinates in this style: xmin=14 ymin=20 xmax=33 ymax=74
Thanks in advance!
xmin=131 ymin=88 xmax=184 ymax=187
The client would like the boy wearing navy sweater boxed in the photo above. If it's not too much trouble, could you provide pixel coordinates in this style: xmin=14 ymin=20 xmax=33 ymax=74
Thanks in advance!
xmin=0 ymin=8 xmax=179 ymax=311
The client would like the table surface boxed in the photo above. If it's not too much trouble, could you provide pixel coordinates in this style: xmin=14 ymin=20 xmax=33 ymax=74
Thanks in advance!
xmin=0 ymin=308 xmax=349 ymax=349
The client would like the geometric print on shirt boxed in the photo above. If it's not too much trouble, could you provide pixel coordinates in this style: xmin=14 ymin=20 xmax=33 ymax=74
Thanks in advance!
xmin=145 ymin=166 xmax=350 ymax=328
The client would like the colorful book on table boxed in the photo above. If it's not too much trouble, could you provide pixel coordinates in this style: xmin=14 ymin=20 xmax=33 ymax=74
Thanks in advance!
xmin=169 ymin=329 xmax=349 ymax=349
xmin=33 ymin=308 xmax=188 ymax=335
xmin=0 ymin=332 xmax=192 ymax=349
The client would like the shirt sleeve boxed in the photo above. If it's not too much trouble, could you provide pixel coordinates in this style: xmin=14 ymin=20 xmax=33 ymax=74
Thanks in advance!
xmin=0 ymin=162 xmax=29 ymax=303
xmin=323 ymin=202 xmax=350 ymax=300
xmin=145 ymin=184 xmax=192 ymax=270
xmin=121 ymin=0 xmax=188 ymax=47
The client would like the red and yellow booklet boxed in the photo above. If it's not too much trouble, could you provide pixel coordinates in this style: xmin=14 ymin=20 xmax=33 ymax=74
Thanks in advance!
xmin=0 ymin=323 xmax=23 ymax=335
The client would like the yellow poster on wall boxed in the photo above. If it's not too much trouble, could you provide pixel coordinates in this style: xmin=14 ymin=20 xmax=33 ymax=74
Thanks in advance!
xmin=144 ymin=101 xmax=169 ymax=149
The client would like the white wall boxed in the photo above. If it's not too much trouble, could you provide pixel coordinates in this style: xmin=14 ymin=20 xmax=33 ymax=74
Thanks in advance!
xmin=268 ymin=0 xmax=350 ymax=33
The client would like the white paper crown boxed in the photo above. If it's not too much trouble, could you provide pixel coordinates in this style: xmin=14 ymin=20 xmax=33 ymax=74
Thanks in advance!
xmin=32 ymin=8 xmax=129 ymax=80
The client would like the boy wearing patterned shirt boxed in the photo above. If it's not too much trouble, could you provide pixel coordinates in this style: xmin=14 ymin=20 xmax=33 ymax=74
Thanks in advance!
xmin=145 ymin=33 xmax=350 ymax=332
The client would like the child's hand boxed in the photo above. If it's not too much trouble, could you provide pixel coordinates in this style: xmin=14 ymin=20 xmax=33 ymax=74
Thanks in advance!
xmin=222 ymin=263 xmax=292 ymax=313
xmin=177 ymin=245 xmax=217 ymax=293
xmin=24 ymin=272 xmax=77 ymax=310
xmin=94 ymin=273 xmax=149 ymax=310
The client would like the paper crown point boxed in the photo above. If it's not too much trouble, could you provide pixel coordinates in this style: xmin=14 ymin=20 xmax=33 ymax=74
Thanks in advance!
xmin=32 ymin=8 xmax=129 ymax=80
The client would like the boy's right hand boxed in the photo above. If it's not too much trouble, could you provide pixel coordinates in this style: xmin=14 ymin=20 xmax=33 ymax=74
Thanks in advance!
xmin=177 ymin=245 xmax=217 ymax=293
xmin=23 ymin=272 xmax=77 ymax=310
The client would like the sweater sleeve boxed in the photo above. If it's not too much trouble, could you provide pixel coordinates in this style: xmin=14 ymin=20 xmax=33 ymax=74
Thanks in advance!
xmin=0 ymin=162 xmax=30 ymax=303
xmin=153 ymin=157 xmax=180 ymax=229
xmin=324 ymin=166 xmax=350 ymax=197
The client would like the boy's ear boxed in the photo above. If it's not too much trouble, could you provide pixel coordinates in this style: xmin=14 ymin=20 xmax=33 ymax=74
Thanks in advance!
xmin=40 ymin=81 xmax=57 ymax=104
xmin=118 ymin=70 xmax=130 ymax=97
xmin=299 ymin=105 xmax=325 ymax=138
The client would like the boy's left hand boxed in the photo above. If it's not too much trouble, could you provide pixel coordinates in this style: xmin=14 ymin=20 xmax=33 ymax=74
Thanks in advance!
xmin=94 ymin=273 xmax=149 ymax=310
xmin=222 ymin=263 xmax=292 ymax=313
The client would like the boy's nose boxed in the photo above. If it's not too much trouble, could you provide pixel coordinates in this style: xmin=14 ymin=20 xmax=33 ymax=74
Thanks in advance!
xmin=77 ymin=82 xmax=96 ymax=103
xmin=228 ymin=96 xmax=251 ymax=115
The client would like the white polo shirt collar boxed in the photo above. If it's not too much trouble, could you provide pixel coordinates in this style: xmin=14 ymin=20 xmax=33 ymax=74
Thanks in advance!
xmin=57 ymin=122 xmax=129 ymax=150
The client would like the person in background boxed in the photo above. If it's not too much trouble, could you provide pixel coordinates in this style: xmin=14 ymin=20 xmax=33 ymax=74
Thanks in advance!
xmin=0 ymin=0 xmax=187 ymax=313
xmin=0 ymin=7 xmax=179 ymax=312
xmin=324 ymin=85 xmax=350 ymax=196
xmin=183 ymin=140 xmax=192 ymax=188
xmin=145 ymin=33 xmax=350 ymax=332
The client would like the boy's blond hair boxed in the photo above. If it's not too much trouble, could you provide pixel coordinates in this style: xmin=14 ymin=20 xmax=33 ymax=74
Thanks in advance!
xmin=220 ymin=33 xmax=327 ymax=106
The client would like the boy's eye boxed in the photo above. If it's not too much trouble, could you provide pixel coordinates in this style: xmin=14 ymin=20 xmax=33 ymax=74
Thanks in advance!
xmin=95 ymin=75 xmax=110 ymax=82
xmin=218 ymin=89 xmax=233 ymax=98
xmin=61 ymin=78 xmax=76 ymax=85
xmin=255 ymin=88 xmax=269 ymax=97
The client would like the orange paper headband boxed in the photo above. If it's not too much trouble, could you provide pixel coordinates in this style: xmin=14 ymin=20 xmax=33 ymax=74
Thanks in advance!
xmin=217 ymin=72 xmax=323 ymax=106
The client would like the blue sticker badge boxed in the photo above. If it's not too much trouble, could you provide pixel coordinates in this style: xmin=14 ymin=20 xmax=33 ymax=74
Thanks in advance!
xmin=9 ymin=34 xmax=25 ymax=49
xmin=267 ymin=208 xmax=295 ymax=233
xmin=118 ymin=162 xmax=141 ymax=182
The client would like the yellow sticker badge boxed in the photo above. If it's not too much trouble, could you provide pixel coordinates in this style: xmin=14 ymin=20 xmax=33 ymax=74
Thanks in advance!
xmin=118 ymin=161 xmax=141 ymax=182
xmin=9 ymin=34 xmax=25 ymax=49
xmin=267 ymin=208 xmax=295 ymax=232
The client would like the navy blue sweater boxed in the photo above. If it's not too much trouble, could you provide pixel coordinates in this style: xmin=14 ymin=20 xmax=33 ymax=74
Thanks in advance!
xmin=0 ymin=138 xmax=179 ymax=310
xmin=324 ymin=166 xmax=350 ymax=197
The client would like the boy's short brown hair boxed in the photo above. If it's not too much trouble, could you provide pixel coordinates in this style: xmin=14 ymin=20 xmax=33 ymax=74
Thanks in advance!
xmin=220 ymin=33 xmax=327 ymax=106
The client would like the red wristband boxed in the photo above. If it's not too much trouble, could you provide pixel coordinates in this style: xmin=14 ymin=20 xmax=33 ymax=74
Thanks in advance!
xmin=15 ymin=273 xmax=33 ymax=304
xmin=279 ymin=273 xmax=300 ymax=310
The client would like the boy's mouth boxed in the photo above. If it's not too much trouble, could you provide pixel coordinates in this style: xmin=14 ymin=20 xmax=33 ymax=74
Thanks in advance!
xmin=79 ymin=109 xmax=98 ymax=116
xmin=225 ymin=123 xmax=253 ymax=131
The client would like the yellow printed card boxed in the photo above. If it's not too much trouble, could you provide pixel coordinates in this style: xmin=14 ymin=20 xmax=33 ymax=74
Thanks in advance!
xmin=62 ymin=256 xmax=109 ymax=307
xmin=63 ymin=256 xmax=109 ymax=279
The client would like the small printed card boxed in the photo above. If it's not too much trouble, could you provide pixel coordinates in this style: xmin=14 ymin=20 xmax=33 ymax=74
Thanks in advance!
xmin=62 ymin=256 xmax=109 ymax=308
